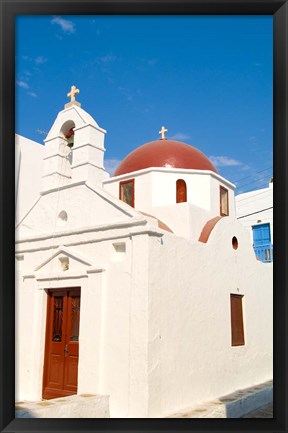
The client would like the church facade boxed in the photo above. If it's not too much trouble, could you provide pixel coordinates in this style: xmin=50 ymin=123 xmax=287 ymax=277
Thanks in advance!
xmin=15 ymin=88 xmax=273 ymax=418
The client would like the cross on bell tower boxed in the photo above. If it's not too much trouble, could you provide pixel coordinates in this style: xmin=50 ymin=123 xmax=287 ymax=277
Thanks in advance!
xmin=43 ymin=84 xmax=108 ymax=192
xmin=65 ymin=85 xmax=81 ymax=108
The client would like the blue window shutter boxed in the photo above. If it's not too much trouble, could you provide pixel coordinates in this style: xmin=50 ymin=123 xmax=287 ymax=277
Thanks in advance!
xmin=252 ymin=223 xmax=271 ymax=246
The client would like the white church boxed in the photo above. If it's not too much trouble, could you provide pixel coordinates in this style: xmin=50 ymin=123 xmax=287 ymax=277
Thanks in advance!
xmin=15 ymin=86 xmax=273 ymax=418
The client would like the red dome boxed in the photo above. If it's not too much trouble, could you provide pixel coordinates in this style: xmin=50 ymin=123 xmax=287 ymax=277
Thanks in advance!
xmin=114 ymin=139 xmax=217 ymax=176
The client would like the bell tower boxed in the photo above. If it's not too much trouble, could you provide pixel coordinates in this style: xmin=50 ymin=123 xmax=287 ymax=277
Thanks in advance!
xmin=41 ymin=85 xmax=108 ymax=192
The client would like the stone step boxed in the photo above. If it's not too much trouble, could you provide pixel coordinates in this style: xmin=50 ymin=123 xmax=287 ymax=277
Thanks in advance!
xmin=166 ymin=380 xmax=273 ymax=418
xmin=15 ymin=394 xmax=110 ymax=418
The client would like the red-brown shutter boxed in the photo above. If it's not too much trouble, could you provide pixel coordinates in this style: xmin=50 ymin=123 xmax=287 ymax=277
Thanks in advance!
xmin=230 ymin=294 xmax=245 ymax=346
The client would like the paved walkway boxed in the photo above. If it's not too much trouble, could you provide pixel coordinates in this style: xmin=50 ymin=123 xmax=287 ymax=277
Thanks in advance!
xmin=241 ymin=403 xmax=273 ymax=418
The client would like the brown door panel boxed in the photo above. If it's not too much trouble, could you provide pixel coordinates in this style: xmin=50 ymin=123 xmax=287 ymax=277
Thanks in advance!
xmin=42 ymin=288 xmax=81 ymax=400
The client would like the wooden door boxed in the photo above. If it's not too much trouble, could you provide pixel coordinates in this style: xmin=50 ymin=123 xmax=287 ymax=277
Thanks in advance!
xmin=42 ymin=288 xmax=81 ymax=400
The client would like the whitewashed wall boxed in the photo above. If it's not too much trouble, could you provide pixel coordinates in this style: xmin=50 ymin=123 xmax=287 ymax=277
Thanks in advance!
xmin=15 ymin=227 xmax=151 ymax=417
xmin=15 ymin=176 xmax=151 ymax=416
xmin=15 ymin=108 xmax=272 ymax=419
xmin=103 ymin=168 xmax=235 ymax=212
xmin=103 ymin=168 xmax=235 ymax=242
xmin=147 ymin=217 xmax=273 ymax=417
xmin=42 ymin=105 xmax=108 ymax=192
xmin=15 ymin=135 xmax=44 ymax=222
xmin=16 ymin=196 xmax=273 ymax=418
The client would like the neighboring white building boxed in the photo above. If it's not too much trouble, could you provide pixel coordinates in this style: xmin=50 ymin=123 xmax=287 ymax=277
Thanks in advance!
xmin=16 ymin=134 xmax=44 ymax=221
xmin=235 ymin=180 xmax=273 ymax=263
xmin=15 ymin=88 xmax=273 ymax=418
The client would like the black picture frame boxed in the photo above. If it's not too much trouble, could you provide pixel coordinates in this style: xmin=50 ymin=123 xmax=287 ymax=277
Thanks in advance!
xmin=1 ymin=1 xmax=287 ymax=432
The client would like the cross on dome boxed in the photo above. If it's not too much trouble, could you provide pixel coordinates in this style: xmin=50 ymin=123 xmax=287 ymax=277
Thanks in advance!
xmin=159 ymin=126 xmax=168 ymax=140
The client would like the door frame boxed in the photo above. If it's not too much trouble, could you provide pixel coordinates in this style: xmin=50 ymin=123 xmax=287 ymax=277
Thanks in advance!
xmin=42 ymin=287 xmax=81 ymax=400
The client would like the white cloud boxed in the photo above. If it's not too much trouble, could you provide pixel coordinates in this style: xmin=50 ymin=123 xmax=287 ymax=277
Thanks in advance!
xmin=51 ymin=16 xmax=75 ymax=33
xmin=35 ymin=56 xmax=47 ymax=64
xmin=147 ymin=58 xmax=158 ymax=65
xmin=104 ymin=159 xmax=121 ymax=176
xmin=97 ymin=54 xmax=117 ymax=63
xmin=28 ymin=91 xmax=38 ymax=98
xmin=209 ymin=156 xmax=243 ymax=167
xmin=169 ymin=132 xmax=190 ymax=141
xmin=118 ymin=86 xmax=134 ymax=102
xmin=17 ymin=80 xmax=29 ymax=89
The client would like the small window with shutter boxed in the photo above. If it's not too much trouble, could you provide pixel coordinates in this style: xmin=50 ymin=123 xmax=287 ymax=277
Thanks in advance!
xmin=230 ymin=294 xmax=245 ymax=346
xmin=119 ymin=179 xmax=135 ymax=207
xmin=220 ymin=186 xmax=229 ymax=216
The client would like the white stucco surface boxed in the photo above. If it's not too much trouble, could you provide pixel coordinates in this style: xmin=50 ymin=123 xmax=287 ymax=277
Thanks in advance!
xmin=103 ymin=168 xmax=235 ymax=211
xmin=42 ymin=104 xmax=108 ymax=192
xmin=15 ymin=204 xmax=273 ymax=417
xmin=15 ymin=135 xmax=44 ymax=222
xmin=235 ymin=182 xmax=273 ymax=243
xmin=103 ymin=168 xmax=235 ymax=241
xmin=146 ymin=218 xmax=272 ymax=417
xmin=15 ymin=100 xmax=273 ymax=418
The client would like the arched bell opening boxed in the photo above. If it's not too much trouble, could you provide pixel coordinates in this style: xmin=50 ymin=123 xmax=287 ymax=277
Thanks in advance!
xmin=59 ymin=120 xmax=75 ymax=174
xmin=60 ymin=120 xmax=76 ymax=149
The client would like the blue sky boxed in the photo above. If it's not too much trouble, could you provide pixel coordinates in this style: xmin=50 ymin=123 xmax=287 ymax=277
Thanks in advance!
xmin=15 ymin=15 xmax=273 ymax=193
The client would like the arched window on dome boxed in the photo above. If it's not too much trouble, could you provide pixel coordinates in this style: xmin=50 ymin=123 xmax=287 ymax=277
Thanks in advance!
xmin=176 ymin=179 xmax=187 ymax=203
